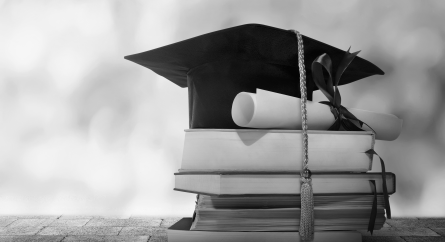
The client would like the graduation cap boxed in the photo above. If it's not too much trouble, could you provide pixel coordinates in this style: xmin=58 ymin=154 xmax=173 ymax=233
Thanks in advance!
xmin=125 ymin=24 xmax=384 ymax=129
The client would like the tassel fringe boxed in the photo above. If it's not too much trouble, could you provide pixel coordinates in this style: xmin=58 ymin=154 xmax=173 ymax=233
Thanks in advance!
xmin=300 ymin=177 xmax=314 ymax=241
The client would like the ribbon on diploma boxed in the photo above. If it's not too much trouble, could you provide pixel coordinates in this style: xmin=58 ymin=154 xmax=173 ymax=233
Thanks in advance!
xmin=312 ymin=48 xmax=371 ymax=132
xmin=314 ymin=50 xmax=392 ymax=226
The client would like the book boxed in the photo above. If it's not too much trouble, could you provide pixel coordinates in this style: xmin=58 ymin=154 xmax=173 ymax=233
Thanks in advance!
xmin=168 ymin=218 xmax=363 ymax=242
xmin=191 ymin=195 xmax=386 ymax=231
xmin=192 ymin=208 xmax=385 ymax=231
xmin=181 ymin=129 xmax=375 ymax=172
xmin=196 ymin=194 xmax=386 ymax=209
xmin=174 ymin=172 xmax=395 ymax=196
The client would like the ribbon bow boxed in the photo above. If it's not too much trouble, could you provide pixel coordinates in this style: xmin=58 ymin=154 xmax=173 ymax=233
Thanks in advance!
xmin=312 ymin=48 xmax=373 ymax=132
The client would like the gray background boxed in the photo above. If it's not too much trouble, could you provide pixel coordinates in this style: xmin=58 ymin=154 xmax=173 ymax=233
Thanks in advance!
xmin=0 ymin=0 xmax=444 ymax=217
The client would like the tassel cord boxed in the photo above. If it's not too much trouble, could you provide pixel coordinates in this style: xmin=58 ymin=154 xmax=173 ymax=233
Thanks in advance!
xmin=292 ymin=29 xmax=314 ymax=242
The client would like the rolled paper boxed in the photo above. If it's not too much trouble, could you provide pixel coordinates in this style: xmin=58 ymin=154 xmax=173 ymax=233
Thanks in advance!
xmin=231 ymin=89 xmax=403 ymax=141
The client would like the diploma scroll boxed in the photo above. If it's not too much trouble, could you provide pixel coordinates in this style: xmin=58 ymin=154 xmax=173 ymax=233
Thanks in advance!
xmin=231 ymin=89 xmax=402 ymax=141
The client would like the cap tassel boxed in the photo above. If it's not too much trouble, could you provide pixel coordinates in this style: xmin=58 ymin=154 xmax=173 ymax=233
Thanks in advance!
xmin=291 ymin=29 xmax=314 ymax=241
xmin=300 ymin=176 xmax=314 ymax=241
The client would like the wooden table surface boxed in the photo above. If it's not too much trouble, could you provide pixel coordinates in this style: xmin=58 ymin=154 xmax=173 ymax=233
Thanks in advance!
xmin=0 ymin=216 xmax=444 ymax=241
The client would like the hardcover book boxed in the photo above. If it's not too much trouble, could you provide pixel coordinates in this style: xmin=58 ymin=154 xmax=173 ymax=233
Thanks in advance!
xmin=175 ymin=172 xmax=395 ymax=196
xmin=181 ymin=129 xmax=375 ymax=172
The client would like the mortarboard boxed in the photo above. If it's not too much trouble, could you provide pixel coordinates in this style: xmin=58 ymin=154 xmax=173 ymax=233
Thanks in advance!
xmin=125 ymin=24 xmax=384 ymax=129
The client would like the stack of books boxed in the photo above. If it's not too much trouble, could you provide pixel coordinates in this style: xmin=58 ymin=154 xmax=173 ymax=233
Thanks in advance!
xmin=168 ymin=129 xmax=395 ymax=242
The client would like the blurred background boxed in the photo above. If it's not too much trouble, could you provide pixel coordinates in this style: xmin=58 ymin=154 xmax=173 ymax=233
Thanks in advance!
xmin=0 ymin=0 xmax=444 ymax=217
